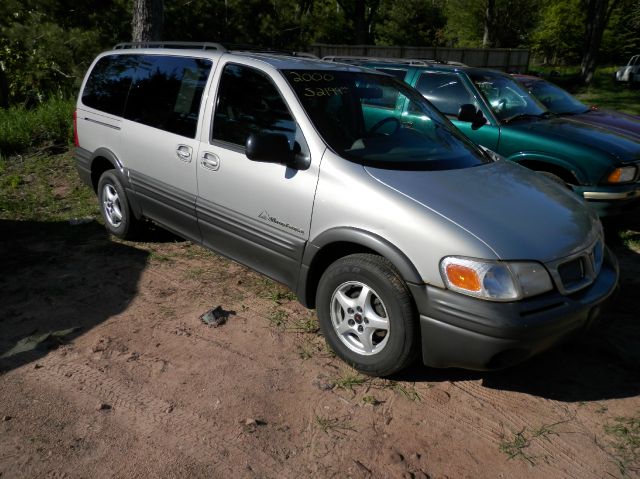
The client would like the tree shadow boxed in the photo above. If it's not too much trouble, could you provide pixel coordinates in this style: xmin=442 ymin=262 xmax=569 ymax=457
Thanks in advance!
xmin=0 ymin=219 xmax=149 ymax=373
xmin=394 ymin=218 xmax=640 ymax=402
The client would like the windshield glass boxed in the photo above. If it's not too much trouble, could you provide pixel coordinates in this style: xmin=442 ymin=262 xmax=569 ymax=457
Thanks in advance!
xmin=469 ymin=72 xmax=548 ymax=122
xmin=282 ymin=70 xmax=489 ymax=170
xmin=524 ymin=79 xmax=588 ymax=115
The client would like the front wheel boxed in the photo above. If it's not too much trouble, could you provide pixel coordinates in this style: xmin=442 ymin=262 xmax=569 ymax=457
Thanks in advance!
xmin=97 ymin=170 xmax=140 ymax=240
xmin=316 ymin=254 xmax=418 ymax=377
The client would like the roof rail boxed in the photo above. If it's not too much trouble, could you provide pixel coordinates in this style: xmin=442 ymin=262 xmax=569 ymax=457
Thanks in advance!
xmin=113 ymin=41 xmax=227 ymax=51
xmin=322 ymin=55 xmax=466 ymax=67
xmin=112 ymin=42 xmax=318 ymax=59
xmin=322 ymin=56 xmax=433 ymax=66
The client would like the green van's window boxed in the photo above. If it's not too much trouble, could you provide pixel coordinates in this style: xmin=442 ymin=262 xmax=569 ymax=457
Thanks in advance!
xmin=414 ymin=72 xmax=477 ymax=116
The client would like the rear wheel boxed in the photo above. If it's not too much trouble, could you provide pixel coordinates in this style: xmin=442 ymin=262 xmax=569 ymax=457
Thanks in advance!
xmin=316 ymin=254 xmax=418 ymax=377
xmin=97 ymin=170 xmax=140 ymax=240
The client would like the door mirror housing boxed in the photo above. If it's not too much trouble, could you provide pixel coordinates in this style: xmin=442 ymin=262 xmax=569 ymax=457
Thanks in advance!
xmin=458 ymin=104 xmax=487 ymax=129
xmin=246 ymin=133 xmax=310 ymax=170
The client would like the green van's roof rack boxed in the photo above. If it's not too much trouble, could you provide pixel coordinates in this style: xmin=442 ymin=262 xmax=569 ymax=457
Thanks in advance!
xmin=322 ymin=55 xmax=467 ymax=67
xmin=113 ymin=41 xmax=318 ymax=59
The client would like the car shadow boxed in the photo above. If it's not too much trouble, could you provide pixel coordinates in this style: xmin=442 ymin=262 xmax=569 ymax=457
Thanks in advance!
xmin=0 ymin=219 xmax=149 ymax=373
xmin=395 ymin=217 xmax=640 ymax=402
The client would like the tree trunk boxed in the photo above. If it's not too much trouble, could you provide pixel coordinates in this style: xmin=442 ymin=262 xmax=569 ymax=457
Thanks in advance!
xmin=482 ymin=0 xmax=495 ymax=48
xmin=580 ymin=0 xmax=618 ymax=84
xmin=337 ymin=0 xmax=380 ymax=44
xmin=0 ymin=67 xmax=8 ymax=109
xmin=132 ymin=0 xmax=164 ymax=42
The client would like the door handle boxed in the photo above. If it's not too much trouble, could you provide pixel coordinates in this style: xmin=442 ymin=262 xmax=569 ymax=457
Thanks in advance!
xmin=176 ymin=145 xmax=192 ymax=162
xmin=201 ymin=152 xmax=220 ymax=171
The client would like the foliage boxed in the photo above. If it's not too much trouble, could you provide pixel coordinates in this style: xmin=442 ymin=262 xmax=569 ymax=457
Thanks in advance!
xmin=444 ymin=0 xmax=542 ymax=48
xmin=376 ymin=0 xmax=446 ymax=47
xmin=0 ymin=97 xmax=74 ymax=157
xmin=531 ymin=0 xmax=585 ymax=64
xmin=0 ymin=0 xmax=130 ymax=106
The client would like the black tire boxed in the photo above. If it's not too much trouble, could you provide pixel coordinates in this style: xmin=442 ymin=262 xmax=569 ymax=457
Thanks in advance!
xmin=97 ymin=170 xmax=140 ymax=240
xmin=316 ymin=253 xmax=419 ymax=377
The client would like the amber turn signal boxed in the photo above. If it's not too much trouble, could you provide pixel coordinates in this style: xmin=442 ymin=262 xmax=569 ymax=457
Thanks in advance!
xmin=445 ymin=263 xmax=481 ymax=292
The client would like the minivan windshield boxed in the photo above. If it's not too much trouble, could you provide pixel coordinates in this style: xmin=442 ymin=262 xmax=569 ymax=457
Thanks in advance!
xmin=469 ymin=72 xmax=549 ymax=123
xmin=283 ymin=70 xmax=489 ymax=170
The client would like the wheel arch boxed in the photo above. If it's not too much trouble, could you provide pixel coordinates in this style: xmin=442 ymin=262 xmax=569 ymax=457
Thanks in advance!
xmin=511 ymin=154 xmax=582 ymax=185
xmin=89 ymin=148 xmax=125 ymax=192
xmin=296 ymin=227 xmax=422 ymax=309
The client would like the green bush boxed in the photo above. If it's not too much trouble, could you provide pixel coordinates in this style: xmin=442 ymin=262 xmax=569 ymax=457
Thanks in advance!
xmin=0 ymin=97 xmax=74 ymax=157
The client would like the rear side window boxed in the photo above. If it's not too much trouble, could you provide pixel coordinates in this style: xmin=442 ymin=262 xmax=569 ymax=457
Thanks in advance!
xmin=82 ymin=55 xmax=136 ymax=116
xmin=82 ymin=54 xmax=212 ymax=138
xmin=376 ymin=68 xmax=408 ymax=81
xmin=414 ymin=72 xmax=476 ymax=116
xmin=124 ymin=55 xmax=212 ymax=138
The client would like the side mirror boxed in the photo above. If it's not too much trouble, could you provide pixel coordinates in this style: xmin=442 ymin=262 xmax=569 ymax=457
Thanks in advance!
xmin=458 ymin=104 xmax=487 ymax=128
xmin=245 ymin=133 xmax=310 ymax=170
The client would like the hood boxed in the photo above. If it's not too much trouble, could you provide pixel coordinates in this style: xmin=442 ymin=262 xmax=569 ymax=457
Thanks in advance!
xmin=562 ymin=110 xmax=640 ymax=142
xmin=507 ymin=116 xmax=640 ymax=161
xmin=365 ymin=159 xmax=599 ymax=262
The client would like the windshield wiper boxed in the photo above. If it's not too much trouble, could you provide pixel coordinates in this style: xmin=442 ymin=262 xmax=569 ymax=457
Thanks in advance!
xmin=502 ymin=112 xmax=553 ymax=124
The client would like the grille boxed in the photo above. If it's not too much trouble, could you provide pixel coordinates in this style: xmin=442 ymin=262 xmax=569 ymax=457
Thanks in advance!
xmin=557 ymin=257 xmax=585 ymax=288
xmin=548 ymin=237 xmax=604 ymax=295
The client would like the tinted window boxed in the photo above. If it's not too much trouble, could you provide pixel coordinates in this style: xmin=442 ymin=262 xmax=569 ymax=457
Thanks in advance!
xmin=124 ymin=55 xmax=212 ymax=138
xmin=212 ymin=64 xmax=299 ymax=149
xmin=82 ymin=55 xmax=137 ymax=116
xmin=414 ymin=72 xmax=476 ymax=116
xmin=376 ymin=68 xmax=407 ymax=81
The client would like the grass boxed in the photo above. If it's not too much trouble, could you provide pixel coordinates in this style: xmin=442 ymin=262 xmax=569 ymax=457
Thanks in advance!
xmin=498 ymin=419 xmax=574 ymax=466
xmin=314 ymin=414 xmax=354 ymax=435
xmin=499 ymin=428 xmax=535 ymax=465
xmin=0 ymin=97 xmax=75 ymax=157
xmin=0 ymin=150 xmax=98 ymax=221
xmin=332 ymin=371 xmax=367 ymax=391
xmin=604 ymin=414 xmax=640 ymax=476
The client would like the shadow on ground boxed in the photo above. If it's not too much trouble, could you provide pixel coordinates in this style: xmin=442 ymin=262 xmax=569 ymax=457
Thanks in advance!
xmin=396 ymin=217 xmax=640 ymax=403
xmin=0 ymin=219 xmax=149 ymax=373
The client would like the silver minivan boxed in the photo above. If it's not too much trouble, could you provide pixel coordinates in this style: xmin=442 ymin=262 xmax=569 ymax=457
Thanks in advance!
xmin=74 ymin=43 xmax=618 ymax=376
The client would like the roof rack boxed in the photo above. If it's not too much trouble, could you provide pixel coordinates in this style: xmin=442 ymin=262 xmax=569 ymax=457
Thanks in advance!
xmin=112 ymin=41 xmax=319 ymax=59
xmin=322 ymin=55 xmax=466 ymax=67
xmin=114 ymin=41 xmax=227 ymax=51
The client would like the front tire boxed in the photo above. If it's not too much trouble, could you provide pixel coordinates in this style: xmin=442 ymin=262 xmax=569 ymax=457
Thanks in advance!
xmin=316 ymin=254 xmax=418 ymax=377
xmin=97 ymin=170 xmax=140 ymax=240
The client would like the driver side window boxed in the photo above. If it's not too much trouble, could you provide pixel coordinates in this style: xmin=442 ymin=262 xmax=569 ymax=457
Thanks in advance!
xmin=211 ymin=63 xmax=306 ymax=154
xmin=414 ymin=72 xmax=477 ymax=117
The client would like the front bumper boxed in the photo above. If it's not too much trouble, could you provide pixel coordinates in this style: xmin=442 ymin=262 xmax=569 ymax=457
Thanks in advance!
xmin=576 ymin=183 xmax=640 ymax=217
xmin=407 ymin=248 xmax=619 ymax=370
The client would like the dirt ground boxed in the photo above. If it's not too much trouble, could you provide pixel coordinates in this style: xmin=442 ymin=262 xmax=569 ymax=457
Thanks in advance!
xmin=1 ymin=213 xmax=639 ymax=478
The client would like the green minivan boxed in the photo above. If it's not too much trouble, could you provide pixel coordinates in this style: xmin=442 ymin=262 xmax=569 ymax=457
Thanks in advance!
xmin=325 ymin=59 xmax=640 ymax=216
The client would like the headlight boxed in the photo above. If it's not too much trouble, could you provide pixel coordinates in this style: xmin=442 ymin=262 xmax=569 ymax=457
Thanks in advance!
xmin=607 ymin=165 xmax=637 ymax=183
xmin=440 ymin=256 xmax=553 ymax=301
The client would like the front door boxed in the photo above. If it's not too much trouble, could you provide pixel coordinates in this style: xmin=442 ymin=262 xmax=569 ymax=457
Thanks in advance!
xmin=195 ymin=62 xmax=319 ymax=288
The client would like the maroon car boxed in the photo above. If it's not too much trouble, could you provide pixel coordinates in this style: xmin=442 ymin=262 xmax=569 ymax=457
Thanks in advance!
xmin=513 ymin=74 xmax=640 ymax=140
